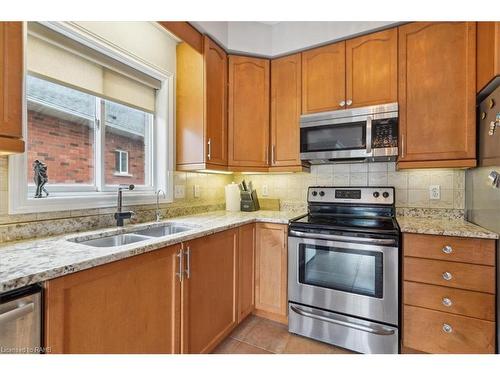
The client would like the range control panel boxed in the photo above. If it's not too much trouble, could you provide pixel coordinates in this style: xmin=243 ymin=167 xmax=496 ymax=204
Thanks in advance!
xmin=308 ymin=187 xmax=395 ymax=205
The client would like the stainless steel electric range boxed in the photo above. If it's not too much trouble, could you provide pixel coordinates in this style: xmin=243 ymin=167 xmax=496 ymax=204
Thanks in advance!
xmin=288 ymin=186 xmax=400 ymax=354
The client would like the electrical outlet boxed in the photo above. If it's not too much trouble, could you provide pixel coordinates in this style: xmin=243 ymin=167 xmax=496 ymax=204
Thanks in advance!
xmin=262 ymin=184 xmax=269 ymax=196
xmin=429 ymin=185 xmax=440 ymax=200
xmin=193 ymin=184 xmax=201 ymax=198
xmin=174 ymin=185 xmax=185 ymax=199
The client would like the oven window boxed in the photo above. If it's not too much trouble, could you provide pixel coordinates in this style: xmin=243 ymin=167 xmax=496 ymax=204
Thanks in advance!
xmin=300 ymin=121 xmax=366 ymax=153
xmin=298 ymin=244 xmax=383 ymax=298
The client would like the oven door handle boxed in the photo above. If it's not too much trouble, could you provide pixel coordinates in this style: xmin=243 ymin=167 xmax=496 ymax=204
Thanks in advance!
xmin=290 ymin=305 xmax=395 ymax=336
xmin=289 ymin=230 xmax=396 ymax=246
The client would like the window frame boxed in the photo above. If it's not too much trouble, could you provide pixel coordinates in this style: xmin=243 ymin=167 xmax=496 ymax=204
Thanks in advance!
xmin=9 ymin=22 xmax=175 ymax=214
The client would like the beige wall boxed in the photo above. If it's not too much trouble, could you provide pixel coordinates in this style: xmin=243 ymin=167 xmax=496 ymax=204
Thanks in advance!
xmin=234 ymin=162 xmax=465 ymax=210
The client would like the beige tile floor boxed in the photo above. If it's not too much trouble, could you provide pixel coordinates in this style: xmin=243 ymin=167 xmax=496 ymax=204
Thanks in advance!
xmin=213 ymin=315 xmax=355 ymax=354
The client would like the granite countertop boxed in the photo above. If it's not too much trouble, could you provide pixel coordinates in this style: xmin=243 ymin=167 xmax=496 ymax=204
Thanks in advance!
xmin=1 ymin=209 xmax=498 ymax=294
xmin=0 ymin=210 xmax=304 ymax=293
xmin=396 ymin=216 xmax=499 ymax=240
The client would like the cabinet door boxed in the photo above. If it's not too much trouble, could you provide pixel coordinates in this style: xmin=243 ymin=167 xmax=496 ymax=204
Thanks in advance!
xmin=44 ymin=245 xmax=182 ymax=354
xmin=398 ymin=22 xmax=476 ymax=168
xmin=477 ymin=22 xmax=500 ymax=93
xmin=254 ymin=223 xmax=288 ymax=324
xmin=228 ymin=55 xmax=270 ymax=169
xmin=301 ymin=42 xmax=345 ymax=114
xmin=0 ymin=22 xmax=24 ymax=153
xmin=270 ymin=53 xmax=302 ymax=168
xmin=182 ymin=229 xmax=238 ymax=353
xmin=204 ymin=36 xmax=227 ymax=166
xmin=238 ymin=224 xmax=255 ymax=322
xmin=346 ymin=28 xmax=397 ymax=108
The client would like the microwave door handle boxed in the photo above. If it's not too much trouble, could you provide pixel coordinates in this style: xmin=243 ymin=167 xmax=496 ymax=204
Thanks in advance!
xmin=366 ymin=116 xmax=372 ymax=154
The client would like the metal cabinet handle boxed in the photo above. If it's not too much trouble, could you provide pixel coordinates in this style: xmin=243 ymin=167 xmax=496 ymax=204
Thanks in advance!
xmin=442 ymin=245 xmax=453 ymax=254
xmin=346 ymin=99 xmax=352 ymax=106
xmin=207 ymin=138 xmax=211 ymax=160
xmin=339 ymin=100 xmax=346 ymax=107
xmin=271 ymin=145 xmax=276 ymax=165
xmin=176 ymin=248 xmax=184 ymax=282
xmin=400 ymin=134 xmax=405 ymax=158
xmin=442 ymin=272 xmax=453 ymax=281
xmin=184 ymin=246 xmax=191 ymax=279
xmin=442 ymin=297 xmax=453 ymax=307
xmin=0 ymin=302 xmax=34 ymax=324
xmin=442 ymin=323 xmax=453 ymax=334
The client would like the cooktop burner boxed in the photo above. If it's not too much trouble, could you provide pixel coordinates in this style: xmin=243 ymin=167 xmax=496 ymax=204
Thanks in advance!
xmin=289 ymin=186 xmax=399 ymax=236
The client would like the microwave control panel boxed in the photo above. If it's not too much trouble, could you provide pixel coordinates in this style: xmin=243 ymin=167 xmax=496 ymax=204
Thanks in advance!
xmin=372 ymin=118 xmax=398 ymax=148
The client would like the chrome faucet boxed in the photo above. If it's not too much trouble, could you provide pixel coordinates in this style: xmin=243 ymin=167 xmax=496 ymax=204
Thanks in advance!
xmin=155 ymin=189 xmax=166 ymax=222
xmin=115 ymin=184 xmax=135 ymax=227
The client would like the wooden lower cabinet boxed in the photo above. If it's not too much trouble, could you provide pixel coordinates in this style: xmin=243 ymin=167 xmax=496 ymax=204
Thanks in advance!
xmin=402 ymin=233 xmax=497 ymax=354
xmin=254 ymin=223 xmax=288 ymax=324
xmin=238 ymin=224 xmax=255 ymax=322
xmin=403 ymin=305 xmax=495 ymax=354
xmin=181 ymin=229 xmax=239 ymax=353
xmin=44 ymin=245 xmax=182 ymax=354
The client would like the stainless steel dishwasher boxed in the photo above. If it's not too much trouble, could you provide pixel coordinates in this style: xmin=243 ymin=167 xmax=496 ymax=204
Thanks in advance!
xmin=0 ymin=284 xmax=42 ymax=354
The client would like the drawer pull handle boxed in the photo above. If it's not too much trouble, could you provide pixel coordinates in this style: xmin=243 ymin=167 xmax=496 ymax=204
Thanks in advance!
xmin=442 ymin=245 xmax=453 ymax=254
xmin=442 ymin=297 xmax=453 ymax=307
xmin=442 ymin=272 xmax=453 ymax=281
xmin=442 ymin=324 xmax=453 ymax=334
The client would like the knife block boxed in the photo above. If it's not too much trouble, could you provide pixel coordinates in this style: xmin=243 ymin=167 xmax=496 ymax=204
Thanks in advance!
xmin=240 ymin=190 xmax=260 ymax=212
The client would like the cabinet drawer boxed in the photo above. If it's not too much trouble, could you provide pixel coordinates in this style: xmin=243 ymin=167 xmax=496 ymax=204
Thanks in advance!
xmin=404 ymin=281 xmax=495 ymax=321
xmin=403 ymin=234 xmax=495 ymax=266
xmin=403 ymin=305 xmax=495 ymax=354
xmin=404 ymin=257 xmax=495 ymax=293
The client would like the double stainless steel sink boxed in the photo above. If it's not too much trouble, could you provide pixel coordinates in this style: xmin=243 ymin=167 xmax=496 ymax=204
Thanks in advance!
xmin=69 ymin=223 xmax=198 ymax=248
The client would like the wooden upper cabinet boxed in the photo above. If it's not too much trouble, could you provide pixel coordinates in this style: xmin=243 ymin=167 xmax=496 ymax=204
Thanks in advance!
xmin=270 ymin=53 xmax=302 ymax=169
xmin=204 ymin=36 xmax=228 ymax=166
xmin=181 ymin=229 xmax=238 ymax=354
xmin=0 ymin=22 xmax=24 ymax=154
xmin=398 ymin=22 xmax=477 ymax=169
xmin=228 ymin=55 xmax=270 ymax=170
xmin=302 ymin=42 xmax=346 ymax=114
xmin=176 ymin=36 xmax=227 ymax=171
xmin=477 ymin=21 xmax=500 ymax=94
xmin=45 ymin=245 xmax=182 ymax=354
xmin=346 ymin=28 xmax=397 ymax=108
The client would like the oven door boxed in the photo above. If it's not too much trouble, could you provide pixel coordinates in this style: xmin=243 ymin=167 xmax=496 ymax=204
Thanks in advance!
xmin=288 ymin=233 xmax=398 ymax=325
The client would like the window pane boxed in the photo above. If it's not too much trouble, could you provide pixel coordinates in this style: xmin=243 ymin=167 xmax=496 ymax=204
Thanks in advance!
xmin=104 ymin=100 xmax=149 ymax=186
xmin=26 ymin=75 xmax=96 ymax=186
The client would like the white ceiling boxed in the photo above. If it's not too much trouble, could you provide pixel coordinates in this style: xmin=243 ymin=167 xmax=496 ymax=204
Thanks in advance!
xmin=191 ymin=21 xmax=399 ymax=57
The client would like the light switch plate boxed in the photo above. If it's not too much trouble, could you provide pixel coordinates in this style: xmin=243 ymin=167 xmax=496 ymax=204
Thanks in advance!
xmin=429 ymin=185 xmax=440 ymax=200
xmin=174 ymin=185 xmax=185 ymax=199
xmin=262 ymin=184 xmax=269 ymax=196
xmin=193 ymin=184 xmax=201 ymax=198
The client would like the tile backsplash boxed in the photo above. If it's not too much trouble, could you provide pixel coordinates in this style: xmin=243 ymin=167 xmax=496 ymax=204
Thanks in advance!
xmin=234 ymin=162 xmax=465 ymax=210
xmin=0 ymin=157 xmax=466 ymax=242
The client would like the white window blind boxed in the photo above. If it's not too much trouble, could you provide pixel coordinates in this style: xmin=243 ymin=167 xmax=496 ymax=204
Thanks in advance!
xmin=27 ymin=22 xmax=161 ymax=113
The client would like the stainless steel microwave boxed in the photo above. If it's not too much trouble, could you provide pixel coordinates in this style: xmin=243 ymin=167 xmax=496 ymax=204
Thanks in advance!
xmin=299 ymin=103 xmax=398 ymax=164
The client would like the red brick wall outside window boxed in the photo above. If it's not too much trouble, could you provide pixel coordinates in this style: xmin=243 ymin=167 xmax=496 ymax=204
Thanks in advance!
xmin=27 ymin=111 xmax=145 ymax=186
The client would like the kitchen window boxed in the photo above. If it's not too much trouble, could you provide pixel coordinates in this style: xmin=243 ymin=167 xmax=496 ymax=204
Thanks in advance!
xmin=9 ymin=22 xmax=175 ymax=214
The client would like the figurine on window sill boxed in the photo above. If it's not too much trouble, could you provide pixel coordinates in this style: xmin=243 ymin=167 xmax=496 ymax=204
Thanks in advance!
xmin=33 ymin=159 xmax=49 ymax=198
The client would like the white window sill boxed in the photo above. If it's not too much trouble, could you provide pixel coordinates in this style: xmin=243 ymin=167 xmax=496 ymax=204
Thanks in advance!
xmin=113 ymin=172 xmax=134 ymax=177
xmin=10 ymin=190 xmax=173 ymax=214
